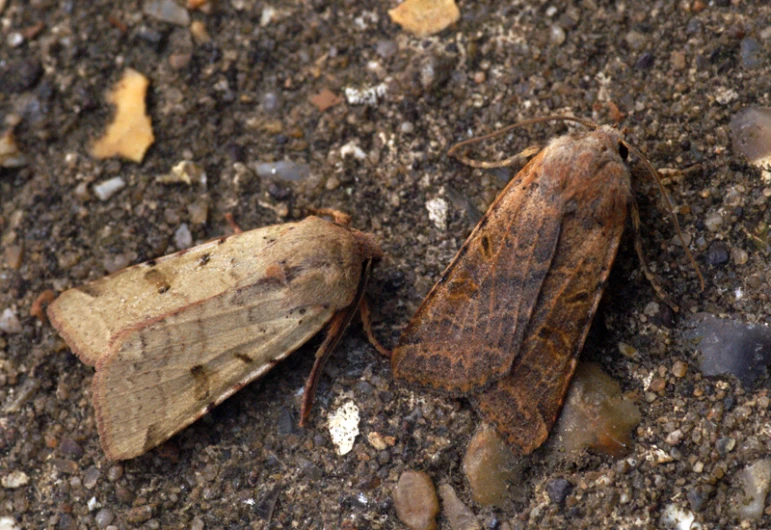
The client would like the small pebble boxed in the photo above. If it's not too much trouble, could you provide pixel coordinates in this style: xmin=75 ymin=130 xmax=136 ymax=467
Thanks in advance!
xmin=438 ymin=483 xmax=480 ymax=530
xmin=546 ymin=478 xmax=573 ymax=505
xmin=95 ymin=509 xmax=115 ymax=529
xmin=107 ymin=465 xmax=123 ymax=481
xmin=740 ymin=38 xmax=763 ymax=69
xmin=187 ymin=199 xmax=208 ymax=225
xmin=376 ymin=40 xmax=398 ymax=59
xmin=260 ymin=92 xmax=282 ymax=114
xmin=687 ymin=484 xmax=713 ymax=512
xmin=670 ymin=50 xmax=687 ymax=70
xmin=685 ymin=313 xmax=771 ymax=387
xmin=327 ymin=401 xmax=360 ymax=456
xmin=174 ymin=223 xmax=193 ymax=250
xmin=0 ymin=59 xmax=42 ymax=94
xmin=0 ymin=129 xmax=28 ymax=168
xmin=0 ymin=308 xmax=22 ymax=334
xmin=367 ymin=432 xmax=388 ymax=451
xmin=703 ymin=212 xmax=723 ymax=232
xmin=6 ymin=32 xmax=23 ymax=47
xmin=731 ymin=247 xmax=748 ymax=265
xmin=635 ymin=52 xmax=655 ymax=70
xmin=705 ymin=241 xmax=729 ymax=266
xmin=660 ymin=504 xmax=696 ymax=529
xmin=104 ymin=254 xmax=131 ymax=274
xmin=426 ymin=198 xmax=449 ymax=230
xmin=462 ymin=424 xmax=519 ymax=507
xmin=729 ymin=107 xmax=771 ymax=165
xmin=715 ymin=437 xmax=735 ymax=455
xmin=127 ymin=505 xmax=153 ymax=524
xmin=671 ymin=360 xmax=688 ymax=378
xmin=0 ymin=517 xmax=21 ymax=530
xmin=556 ymin=363 xmax=641 ymax=457
xmin=190 ymin=20 xmax=210 ymax=44
xmin=83 ymin=467 xmax=100 ymax=489
xmin=1 ymin=471 xmax=29 ymax=489
xmin=59 ymin=437 xmax=83 ymax=458
xmin=253 ymin=161 xmax=310 ymax=182
xmin=550 ymin=25 xmax=566 ymax=45
xmin=157 ymin=161 xmax=207 ymax=186
xmin=735 ymin=459 xmax=771 ymax=520
xmin=93 ymin=177 xmax=126 ymax=201
xmin=393 ymin=470 xmax=439 ymax=530
xmin=143 ymin=0 xmax=190 ymax=26
xmin=4 ymin=244 xmax=23 ymax=269
xmin=665 ymin=429 xmax=683 ymax=446
xmin=624 ymin=30 xmax=647 ymax=51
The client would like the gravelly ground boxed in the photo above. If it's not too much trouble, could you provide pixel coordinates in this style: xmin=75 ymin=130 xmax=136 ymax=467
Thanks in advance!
xmin=2 ymin=0 xmax=771 ymax=529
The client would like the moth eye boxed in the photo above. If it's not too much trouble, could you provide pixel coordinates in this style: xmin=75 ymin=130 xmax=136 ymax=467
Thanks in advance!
xmin=618 ymin=142 xmax=629 ymax=160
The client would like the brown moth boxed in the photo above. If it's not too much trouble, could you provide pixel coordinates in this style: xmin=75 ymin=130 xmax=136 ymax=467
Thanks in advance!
xmin=392 ymin=118 xmax=701 ymax=454
xmin=48 ymin=213 xmax=384 ymax=460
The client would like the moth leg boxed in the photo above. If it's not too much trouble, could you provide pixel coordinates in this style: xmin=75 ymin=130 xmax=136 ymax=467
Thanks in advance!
xmin=309 ymin=208 xmax=351 ymax=228
xmin=299 ymin=304 xmax=358 ymax=426
xmin=299 ymin=258 xmax=375 ymax=425
xmin=630 ymin=198 xmax=680 ymax=313
xmin=358 ymin=297 xmax=392 ymax=358
xmin=223 ymin=212 xmax=244 ymax=234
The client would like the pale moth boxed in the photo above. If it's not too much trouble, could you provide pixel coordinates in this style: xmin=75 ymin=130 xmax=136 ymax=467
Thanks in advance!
xmin=48 ymin=212 xmax=385 ymax=460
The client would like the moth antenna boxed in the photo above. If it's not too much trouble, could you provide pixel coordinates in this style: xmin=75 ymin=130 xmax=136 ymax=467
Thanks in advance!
xmin=625 ymin=143 xmax=705 ymax=292
xmin=630 ymin=198 xmax=680 ymax=313
xmin=448 ymin=115 xmax=599 ymax=168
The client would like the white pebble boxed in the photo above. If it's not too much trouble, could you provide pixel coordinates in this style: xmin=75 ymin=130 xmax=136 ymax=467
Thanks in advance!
xmin=426 ymin=197 xmax=449 ymax=230
xmin=328 ymin=401 xmax=360 ymax=455
xmin=6 ymin=32 xmax=24 ymax=48
xmin=660 ymin=504 xmax=695 ymax=530
xmin=174 ymin=223 xmax=193 ymax=250
xmin=736 ymin=459 xmax=771 ymax=520
xmin=1 ymin=471 xmax=29 ymax=489
xmin=344 ymin=83 xmax=387 ymax=106
xmin=0 ymin=308 xmax=21 ymax=334
xmin=92 ymin=177 xmax=126 ymax=201
xmin=340 ymin=142 xmax=367 ymax=160
xmin=0 ymin=516 xmax=21 ymax=530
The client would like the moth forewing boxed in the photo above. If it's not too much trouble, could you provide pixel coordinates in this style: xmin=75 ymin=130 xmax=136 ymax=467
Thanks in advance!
xmin=392 ymin=125 xmax=634 ymax=454
xmin=47 ymin=216 xmax=381 ymax=460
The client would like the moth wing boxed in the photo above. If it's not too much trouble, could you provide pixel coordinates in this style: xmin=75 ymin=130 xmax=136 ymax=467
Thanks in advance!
xmin=392 ymin=150 xmax=563 ymax=394
xmin=94 ymin=286 xmax=337 ymax=460
xmin=47 ymin=222 xmax=292 ymax=366
xmin=474 ymin=149 xmax=631 ymax=454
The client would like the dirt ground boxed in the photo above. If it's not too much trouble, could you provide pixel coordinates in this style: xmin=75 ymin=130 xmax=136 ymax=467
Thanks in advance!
xmin=2 ymin=0 xmax=771 ymax=528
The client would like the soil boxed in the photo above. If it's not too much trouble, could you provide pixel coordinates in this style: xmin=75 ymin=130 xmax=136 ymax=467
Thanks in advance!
xmin=1 ymin=0 xmax=771 ymax=529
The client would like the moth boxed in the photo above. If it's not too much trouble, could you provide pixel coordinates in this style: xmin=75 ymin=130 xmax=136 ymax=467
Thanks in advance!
xmin=392 ymin=117 xmax=702 ymax=454
xmin=48 ymin=212 xmax=384 ymax=460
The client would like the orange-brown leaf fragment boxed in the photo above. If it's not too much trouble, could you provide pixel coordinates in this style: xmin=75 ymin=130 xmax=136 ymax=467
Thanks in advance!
xmin=388 ymin=0 xmax=460 ymax=38
xmin=90 ymin=68 xmax=155 ymax=163
xmin=393 ymin=126 xmax=633 ymax=455
xmin=310 ymin=89 xmax=342 ymax=112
